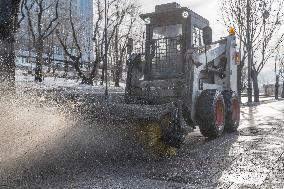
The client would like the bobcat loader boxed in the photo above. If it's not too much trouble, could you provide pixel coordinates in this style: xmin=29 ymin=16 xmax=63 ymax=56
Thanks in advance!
xmin=94 ymin=2 xmax=240 ymax=156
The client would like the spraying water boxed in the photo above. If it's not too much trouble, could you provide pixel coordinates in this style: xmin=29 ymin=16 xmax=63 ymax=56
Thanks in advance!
xmin=0 ymin=92 xmax=148 ymax=186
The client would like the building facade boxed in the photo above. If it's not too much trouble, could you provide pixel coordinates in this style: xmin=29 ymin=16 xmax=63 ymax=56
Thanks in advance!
xmin=79 ymin=0 xmax=94 ymax=64
xmin=16 ymin=0 xmax=94 ymax=70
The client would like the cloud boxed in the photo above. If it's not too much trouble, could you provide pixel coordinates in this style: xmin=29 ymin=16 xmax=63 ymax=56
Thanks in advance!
xmin=189 ymin=0 xmax=219 ymax=8
xmin=139 ymin=0 xmax=226 ymax=39
xmin=140 ymin=0 xmax=219 ymax=11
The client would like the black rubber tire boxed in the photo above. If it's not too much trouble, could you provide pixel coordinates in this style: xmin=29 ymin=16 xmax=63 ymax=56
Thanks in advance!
xmin=195 ymin=90 xmax=225 ymax=138
xmin=222 ymin=91 xmax=240 ymax=132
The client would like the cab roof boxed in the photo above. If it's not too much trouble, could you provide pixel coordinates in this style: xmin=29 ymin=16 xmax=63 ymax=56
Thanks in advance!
xmin=140 ymin=2 xmax=209 ymax=27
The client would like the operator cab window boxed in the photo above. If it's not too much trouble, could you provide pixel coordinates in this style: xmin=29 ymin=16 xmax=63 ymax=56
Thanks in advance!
xmin=153 ymin=24 xmax=182 ymax=39
xmin=151 ymin=24 xmax=183 ymax=79
xmin=192 ymin=26 xmax=204 ymax=47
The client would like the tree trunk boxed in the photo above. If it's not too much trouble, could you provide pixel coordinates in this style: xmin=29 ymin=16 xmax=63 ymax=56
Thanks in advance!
xmin=46 ymin=41 xmax=51 ymax=73
xmin=27 ymin=19 xmax=32 ymax=72
xmin=100 ymin=36 xmax=105 ymax=85
xmin=63 ymin=52 xmax=68 ymax=78
xmin=114 ymin=28 xmax=120 ymax=87
xmin=89 ymin=53 xmax=99 ymax=80
xmin=87 ymin=54 xmax=91 ymax=71
xmin=0 ymin=0 xmax=20 ymax=96
xmin=275 ymin=75 xmax=279 ymax=100
xmin=0 ymin=39 xmax=16 ymax=96
xmin=35 ymin=39 xmax=44 ymax=82
xmin=115 ymin=60 xmax=121 ymax=87
xmin=52 ymin=52 xmax=56 ymax=74
xmin=47 ymin=35 xmax=54 ymax=74
xmin=100 ymin=64 xmax=105 ymax=85
xmin=47 ymin=51 xmax=52 ymax=73
xmin=252 ymin=70 xmax=260 ymax=102
xmin=281 ymin=80 xmax=284 ymax=98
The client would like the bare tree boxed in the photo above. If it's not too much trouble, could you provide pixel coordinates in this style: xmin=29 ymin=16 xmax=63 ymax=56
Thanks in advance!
xmin=55 ymin=0 xmax=77 ymax=78
xmin=90 ymin=0 xmax=104 ymax=81
xmin=56 ymin=0 xmax=92 ymax=84
xmin=0 ymin=0 xmax=22 ymax=95
xmin=113 ymin=2 xmax=141 ymax=87
xmin=221 ymin=0 xmax=284 ymax=102
xmin=57 ymin=0 xmax=105 ymax=85
xmin=251 ymin=0 xmax=284 ymax=102
xmin=57 ymin=0 xmax=141 ymax=86
xmin=276 ymin=52 xmax=284 ymax=98
xmin=45 ymin=32 xmax=56 ymax=74
xmin=24 ymin=0 xmax=59 ymax=82
xmin=99 ymin=0 xmax=138 ymax=85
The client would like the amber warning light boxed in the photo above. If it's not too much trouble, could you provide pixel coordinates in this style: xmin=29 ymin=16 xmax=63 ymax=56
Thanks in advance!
xmin=229 ymin=27 xmax=235 ymax=36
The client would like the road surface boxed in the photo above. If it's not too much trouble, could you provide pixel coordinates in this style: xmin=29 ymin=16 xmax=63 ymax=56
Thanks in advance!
xmin=1 ymin=98 xmax=284 ymax=188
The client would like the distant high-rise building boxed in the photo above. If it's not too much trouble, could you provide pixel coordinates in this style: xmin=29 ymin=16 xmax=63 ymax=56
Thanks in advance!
xmin=79 ymin=0 xmax=93 ymax=19
xmin=79 ymin=0 xmax=94 ymax=63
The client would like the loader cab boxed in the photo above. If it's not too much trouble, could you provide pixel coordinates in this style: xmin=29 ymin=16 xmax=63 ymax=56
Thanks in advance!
xmin=140 ymin=2 xmax=209 ymax=80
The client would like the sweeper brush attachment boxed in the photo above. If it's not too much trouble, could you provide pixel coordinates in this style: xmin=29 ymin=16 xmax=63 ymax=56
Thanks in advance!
xmin=81 ymin=101 xmax=186 ymax=157
xmin=137 ymin=121 xmax=177 ymax=157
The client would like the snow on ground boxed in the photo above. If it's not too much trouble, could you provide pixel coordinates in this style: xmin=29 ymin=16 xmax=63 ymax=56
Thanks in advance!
xmin=16 ymin=68 xmax=278 ymax=103
xmin=16 ymin=69 xmax=125 ymax=95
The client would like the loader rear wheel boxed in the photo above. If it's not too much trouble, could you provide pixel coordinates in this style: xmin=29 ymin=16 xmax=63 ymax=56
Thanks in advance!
xmin=222 ymin=91 xmax=240 ymax=132
xmin=137 ymin=117 xmax=177 ymax=157
xmin=195 ymin=90 xmax=225 ymax=138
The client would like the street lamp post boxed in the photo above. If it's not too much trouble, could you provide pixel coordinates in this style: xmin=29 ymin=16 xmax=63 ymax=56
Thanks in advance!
xmin=246 ymin=0 xmax=253 ymax=104
xmin=104 ymin=0 xmax=109 ymax=100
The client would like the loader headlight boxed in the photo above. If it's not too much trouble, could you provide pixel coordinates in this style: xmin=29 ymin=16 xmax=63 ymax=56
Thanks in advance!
xmin=144 ymin=17 xmax=151 ymax=24
xmin=182 ymin=11 xmax=189 ymax=18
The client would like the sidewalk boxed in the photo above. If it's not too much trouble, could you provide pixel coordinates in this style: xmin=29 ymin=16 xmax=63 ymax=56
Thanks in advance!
xmin=241 ymin=95 xmax=284 ymax=106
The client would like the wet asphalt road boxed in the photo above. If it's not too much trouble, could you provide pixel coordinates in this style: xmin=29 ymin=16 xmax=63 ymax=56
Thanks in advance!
xmin=1 ymin=99 xmax=284 ymax=188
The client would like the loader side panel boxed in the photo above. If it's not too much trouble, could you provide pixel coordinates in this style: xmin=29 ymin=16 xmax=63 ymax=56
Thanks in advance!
xmin=227 ymin=36 xmax=238 ymax=92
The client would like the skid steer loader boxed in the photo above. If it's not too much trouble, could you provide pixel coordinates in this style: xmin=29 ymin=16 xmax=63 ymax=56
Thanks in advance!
xmin=104 ymin=2 xmax=240 ymax=156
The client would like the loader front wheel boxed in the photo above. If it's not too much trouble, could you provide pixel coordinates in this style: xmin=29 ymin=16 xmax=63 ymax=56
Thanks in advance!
xmin=195 ymin=90 xmax=225 ymax=138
